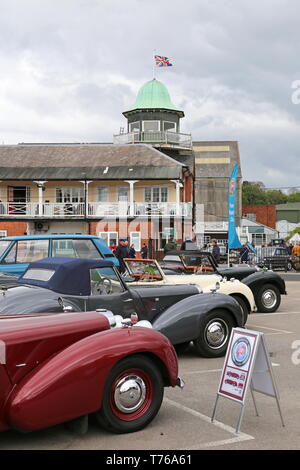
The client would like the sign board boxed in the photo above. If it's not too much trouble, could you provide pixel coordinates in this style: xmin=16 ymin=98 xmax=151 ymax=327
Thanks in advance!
xmin=212 ymin=328 xmax=284 ymax=433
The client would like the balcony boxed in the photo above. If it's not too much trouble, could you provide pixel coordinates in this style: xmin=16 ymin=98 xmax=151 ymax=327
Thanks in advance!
xmin=113 ymin=131 xmax=193 ymax=150
xmin=0 ymin=202 xmax=192 ymax=219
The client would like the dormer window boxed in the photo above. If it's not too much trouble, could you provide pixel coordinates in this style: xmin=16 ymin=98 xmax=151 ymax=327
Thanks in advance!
xmin=142 ymin=120 xmax=160 ymax=132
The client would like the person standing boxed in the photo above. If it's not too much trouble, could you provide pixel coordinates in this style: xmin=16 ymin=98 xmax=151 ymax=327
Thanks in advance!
xmin=129 ymin=244 xmax=136 ymax=258
xmin=211 ymin=239 xmax=220 ymax=265
xmin=163 ymin=236 xmax=177 ymax=255
xmin=240 ymin=242 xmax=249 ymax=263
xmin=141 ymin=243 xmax=148 ymax=259
xmin=292 ymin=242 xmax=300 ymax=256
xmin=115 ymin=239 xmax=129 ymax=273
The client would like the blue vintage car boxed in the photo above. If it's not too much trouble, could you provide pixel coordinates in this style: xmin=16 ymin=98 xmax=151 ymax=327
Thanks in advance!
xmin=0 ymin=234 xmax=118 ymax=275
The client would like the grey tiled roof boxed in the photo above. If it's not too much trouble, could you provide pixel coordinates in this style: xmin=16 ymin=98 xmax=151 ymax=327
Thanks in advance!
xmin=0 ymin=143 xmax=183 ymax=180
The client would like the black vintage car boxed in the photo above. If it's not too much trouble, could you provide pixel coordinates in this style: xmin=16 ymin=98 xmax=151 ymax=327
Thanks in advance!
xmin=247 ymin=246 xmax=293 ymax=271
xmin=0 ymin=257 xmax=244 ymax=358
xmin=160 ymin=251 xmax=287 ymax=313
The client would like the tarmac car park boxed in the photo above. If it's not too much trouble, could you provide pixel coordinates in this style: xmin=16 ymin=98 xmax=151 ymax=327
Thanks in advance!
xmin=160 ymin=251 xmax=287 ymax=313
xmin=0 ymin=257 xmax=245 ymax=358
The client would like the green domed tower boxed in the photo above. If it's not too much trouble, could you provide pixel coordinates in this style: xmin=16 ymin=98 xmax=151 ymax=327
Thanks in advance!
xmin=114 ymin=78 xmax=191 ymax=150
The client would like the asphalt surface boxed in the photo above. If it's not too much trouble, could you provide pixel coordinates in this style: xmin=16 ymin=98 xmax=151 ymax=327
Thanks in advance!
xmin=0 ymin=278 xmax=300 ymax=451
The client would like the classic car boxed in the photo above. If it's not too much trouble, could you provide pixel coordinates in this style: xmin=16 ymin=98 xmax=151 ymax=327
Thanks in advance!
xmin=0 ymin=234 xmax=119 ymax=276
xmin=0 ymin=257 xmax=244 ymax=358
xmin=160 ymin=251 xmax=287 ymax=313
xmin=123 ymin=258 xmax=255 ymax=322
xmin=0 ymin=309 xmax=183 ymax=434
xmin=248 ymin=246 xmax=293 ymax=271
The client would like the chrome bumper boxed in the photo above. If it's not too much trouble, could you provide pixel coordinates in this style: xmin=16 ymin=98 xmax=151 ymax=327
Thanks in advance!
xmin=176 ymin=377 xmax=185 ymax=389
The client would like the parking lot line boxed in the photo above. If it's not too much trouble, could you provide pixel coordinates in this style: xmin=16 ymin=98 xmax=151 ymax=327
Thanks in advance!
xmin=164 ymin=398 xmax=254 ymax=449
xmin=247 ymin=324 xmax=294 ymax=335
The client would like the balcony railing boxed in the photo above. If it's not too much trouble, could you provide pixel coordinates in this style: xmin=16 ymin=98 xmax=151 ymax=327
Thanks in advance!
xmin=0 ymin=202 xmax=192 ymax=218
xmin=113 ymin=131 xmax=193 ymax=150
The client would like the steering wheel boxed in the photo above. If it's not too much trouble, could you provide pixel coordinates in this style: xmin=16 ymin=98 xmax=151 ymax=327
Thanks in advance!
xmin=93 ymin=277 xmax=113 ymax=295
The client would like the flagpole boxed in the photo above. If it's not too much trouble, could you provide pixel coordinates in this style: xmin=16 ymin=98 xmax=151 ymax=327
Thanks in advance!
xmin=153 ymin=49 xmax=156 ymax=79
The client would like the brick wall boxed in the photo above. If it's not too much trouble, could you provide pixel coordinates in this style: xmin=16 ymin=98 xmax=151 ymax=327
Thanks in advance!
xmin=242 ymin=205 xmax=276 ymax=229
xmin=0 ymin=221 xmax=28 ymax=236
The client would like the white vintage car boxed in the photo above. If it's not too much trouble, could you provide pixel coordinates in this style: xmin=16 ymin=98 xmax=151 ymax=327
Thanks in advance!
xmin=124 ymin=258 xmax=255 ymax=322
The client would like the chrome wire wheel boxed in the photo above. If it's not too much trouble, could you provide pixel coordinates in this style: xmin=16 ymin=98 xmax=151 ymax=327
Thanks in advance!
xmin=204 ymin=318 xmax=229 ymax=350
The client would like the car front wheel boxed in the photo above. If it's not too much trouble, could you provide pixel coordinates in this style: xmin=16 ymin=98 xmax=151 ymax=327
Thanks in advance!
xmin=255 ymin=284 xmax=281 ymax=313
xmin=193 ymin=310 xmax=235 ymax=358
xmin=96 ymin=355 xmax=164 ymax=434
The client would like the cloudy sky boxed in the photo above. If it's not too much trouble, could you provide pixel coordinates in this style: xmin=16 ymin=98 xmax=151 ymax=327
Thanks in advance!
xmin=1 ymin=0 xmax=300 ymax=187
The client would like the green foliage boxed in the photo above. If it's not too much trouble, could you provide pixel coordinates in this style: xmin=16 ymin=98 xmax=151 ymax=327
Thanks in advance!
xmin=286 ymin=226 xmax=300 ymax=241
xmin=242 ymin=182 xmax=299 ymax=206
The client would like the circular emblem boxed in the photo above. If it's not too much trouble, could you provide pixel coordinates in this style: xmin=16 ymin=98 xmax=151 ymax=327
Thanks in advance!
xmin=231 ymin=337 xmax=251 ymax=367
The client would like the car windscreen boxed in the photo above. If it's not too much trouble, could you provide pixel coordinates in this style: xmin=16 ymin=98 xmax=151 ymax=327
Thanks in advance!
xmin=125 ymin=260 xmax=163 ymax=280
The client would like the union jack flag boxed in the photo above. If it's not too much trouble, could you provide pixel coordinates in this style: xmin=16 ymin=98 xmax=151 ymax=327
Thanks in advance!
xmin=154 ymin=55 xmax=173 ymax=67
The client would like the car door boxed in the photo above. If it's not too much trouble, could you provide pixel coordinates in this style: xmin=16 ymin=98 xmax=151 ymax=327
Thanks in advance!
xmin=85 ymin=266 xmax=139 ymax=317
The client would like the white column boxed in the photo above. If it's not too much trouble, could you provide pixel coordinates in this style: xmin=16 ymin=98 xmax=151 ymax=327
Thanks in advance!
xmin=79 ymin=180 xmax=92 ymax=217
xmin=171 ymin=180 xmax=183 ymax=216
xmin=33 ymin=181 xmax=47 ymax=216
xmin=125 ymin=180 xmax=139 ymax=217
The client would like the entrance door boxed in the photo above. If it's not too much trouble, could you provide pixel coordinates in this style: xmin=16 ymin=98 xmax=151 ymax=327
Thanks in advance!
xmin=8 ymin=186 xmax=31 ymax=215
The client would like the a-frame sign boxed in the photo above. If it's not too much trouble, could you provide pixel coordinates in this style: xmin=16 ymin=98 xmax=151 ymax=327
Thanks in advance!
xmin=211 ymin=328 xmax=285 ymax=433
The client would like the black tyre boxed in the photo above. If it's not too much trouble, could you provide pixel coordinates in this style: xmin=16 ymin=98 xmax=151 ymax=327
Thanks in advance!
xmin=255 ymin=283 xmax=281 ymax=313
xmin=230 ymin=295 xmax=249 ymax=325
xmin=287 ymin=261 xmax=293 ymax=271
xmin=174 ymin=342 xmax=190 ymax=355
xmin=193 ymin=310 xmax=235 ymax=358
xmin=95 ymin=355 xmax=164 ymax=434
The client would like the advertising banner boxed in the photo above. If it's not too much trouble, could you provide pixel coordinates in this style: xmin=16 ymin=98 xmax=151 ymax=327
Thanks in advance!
xmin=228 ymin=164 xmax=242 ymax=250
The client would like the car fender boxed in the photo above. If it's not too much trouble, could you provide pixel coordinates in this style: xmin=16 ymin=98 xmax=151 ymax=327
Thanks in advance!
xmin=5 ymin=327 xmax=178 ymax=432
xmin=202 ymin=280 xmax=255 ymax=312
xmin=242 ymin=271 xmax=287 ymax=296
xmin=152 ymin=293 xmax=243 ymax=345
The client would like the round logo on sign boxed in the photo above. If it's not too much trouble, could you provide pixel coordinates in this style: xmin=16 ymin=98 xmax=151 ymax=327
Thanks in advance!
xmin=231 ymin=337 xmax=251 ymax=367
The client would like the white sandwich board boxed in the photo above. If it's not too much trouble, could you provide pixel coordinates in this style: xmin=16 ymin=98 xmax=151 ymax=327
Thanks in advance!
xmin=211 ymin=328 xmax=285 ymax=433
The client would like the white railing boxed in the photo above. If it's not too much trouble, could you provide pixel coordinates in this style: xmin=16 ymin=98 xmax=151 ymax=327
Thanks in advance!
xmin=0 ymin=201 xmax=192 ymax=218
xmin=113 ymin=131 xmax=193 ymax=149
xmin=0 ymin=202 xmax=85 ymax=218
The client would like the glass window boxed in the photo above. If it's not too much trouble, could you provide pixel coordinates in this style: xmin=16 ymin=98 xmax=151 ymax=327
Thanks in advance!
xmin=52 ymin=239 xmax=102 ymax=259
xmin=22 ymin=268 xmax=55 ymax=281
xmin=56 ymin=187 xmax=84 ymax=203
xmin=129 ymin=121 xmax=140 ymax=132
xmin=130 ymin=232 xmax=141 ymax=252
xmin=90 ymin=267 xmax=124 ymax=295
xmin=163 ymin=121 xmax=176 ymax=132
xmin=118 ymin=187 xmax=129 ymax=202
xmin=97 ymin=187 xmax=108 ymax=202
xmin=0 ymin=240 xmax=11 ymax=258
xmin=144 ymin=187 xmax=168 ymax=203
xmin=2 ymin=243 xmax=17 ymax=264
xmin=14 ymin=240 xmax=49 ymax=264
xmin=142 ymin=121 xmax=160 ymax=132
xmin=99 ymin=232 xmax=118 ymax=248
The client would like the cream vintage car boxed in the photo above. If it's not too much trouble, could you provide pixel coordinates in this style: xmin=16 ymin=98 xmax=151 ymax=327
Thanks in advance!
xmin=124 ymin=258 xmax=255 ymax=322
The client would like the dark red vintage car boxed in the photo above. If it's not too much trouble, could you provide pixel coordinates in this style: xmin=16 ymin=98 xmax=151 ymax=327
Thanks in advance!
xmin=0 ymin=310 xmax=182 ymax=434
